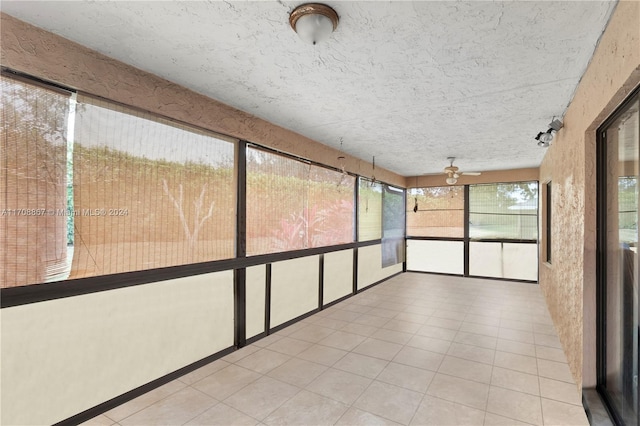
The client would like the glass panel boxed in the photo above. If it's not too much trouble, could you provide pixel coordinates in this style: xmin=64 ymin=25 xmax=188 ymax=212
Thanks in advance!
xmin=381 ymin=184 xmax=405 ymax=267
xmin=246 ymin=148 xmax=309 ymax=255
xmin=1 ymin=75 xmax=71 ymax=288
xmin=246 ymin=148 xmax=355 ymax=255
xmin=71 ymin=95 xmax=236 ymax=278
xmin=358 ymin=177 xmax=382 ymax=241
xmin=308 ymin=164 xmax=355 ymax=247
xmin=406 ymin=186 xmax=464 ymax=238
xmin=603 ymin=95 xmax=639 ymax=425
xmin=469 ymin=182 xmax=538 ymax=240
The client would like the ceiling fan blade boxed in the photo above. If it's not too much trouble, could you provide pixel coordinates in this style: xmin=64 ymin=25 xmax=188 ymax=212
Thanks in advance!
xmin=461 ymin=172 xmax=482 ymax=176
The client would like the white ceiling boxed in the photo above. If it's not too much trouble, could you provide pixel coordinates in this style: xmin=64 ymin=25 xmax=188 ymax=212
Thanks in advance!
xmin=2 ymin=1 xmax=616 ymax=176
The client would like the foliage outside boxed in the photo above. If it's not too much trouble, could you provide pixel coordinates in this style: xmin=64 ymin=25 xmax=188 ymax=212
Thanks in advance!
xmin=246 ymin=149 xmax=355 ymax=255
xmin=469 ymin=182 xmax=538 ymax=240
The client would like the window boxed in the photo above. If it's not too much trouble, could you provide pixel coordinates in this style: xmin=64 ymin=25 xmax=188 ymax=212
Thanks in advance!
xmin=246 ymin=147 xmax=355 ymax=256
xmin=468 ymin=182 xmax=538 ymax=240
xmin=358 ymin=177 xmax=382 ymax=241
xmin=406 ymin=186 xmax=464 ymax=238
xmin=71 ymin=95 xmax=237 ymax=278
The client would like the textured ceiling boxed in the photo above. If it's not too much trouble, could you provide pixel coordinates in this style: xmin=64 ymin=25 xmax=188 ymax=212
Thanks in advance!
xmin=1 ymin=1 xmax=616 ymax=176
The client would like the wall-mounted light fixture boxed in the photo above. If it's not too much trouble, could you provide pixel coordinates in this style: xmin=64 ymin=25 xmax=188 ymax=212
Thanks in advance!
xmin=289 ymin=3 xmax=339 ymax=45
xmin=535 ymin=118 xmax=564 ymax=148
xmin=535 ymin=129 xmax=554 ymax=147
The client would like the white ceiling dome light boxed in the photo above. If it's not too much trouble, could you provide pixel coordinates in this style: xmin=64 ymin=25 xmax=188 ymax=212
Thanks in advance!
xmin=289 ymin=3 xmax=339 ymax=45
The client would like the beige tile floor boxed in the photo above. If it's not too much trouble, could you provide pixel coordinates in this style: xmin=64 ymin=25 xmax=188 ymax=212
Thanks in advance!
xmin=83 ymin=273 xmax=589 ymax=426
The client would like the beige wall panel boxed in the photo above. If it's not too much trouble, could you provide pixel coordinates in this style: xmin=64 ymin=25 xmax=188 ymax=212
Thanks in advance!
xmin=323 ymin=250 xmax=354 ymax=305
xmin=538 ymin=1 xmax=640 ymax=388
xmin=246 ymin=265 xmax=266 ymax=338
xmin=406 ymin=240 xmax=464 ymax=275
xmin=270 ymin=256 xmax=319 ymax=328
xmin=357 ymin=244 xmax=403 ymax=290
xmin=469 ymin=242 xmax=503 ymax=278
xmin=0 ymin=13 xmax=404 ymax=188
xmin=503 ymin=243 xmax=538 ymax=281
xmin=0 ymin=272 xmax=234 ymax=425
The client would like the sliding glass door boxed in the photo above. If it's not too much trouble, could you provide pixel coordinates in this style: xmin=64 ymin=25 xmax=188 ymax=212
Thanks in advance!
xmin=597 ymin=89 xmax=639 ymax=426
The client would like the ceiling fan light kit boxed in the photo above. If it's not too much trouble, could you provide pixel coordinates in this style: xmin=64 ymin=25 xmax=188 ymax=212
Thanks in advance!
xmin=442 ymin=157 xmax=481 ymax=185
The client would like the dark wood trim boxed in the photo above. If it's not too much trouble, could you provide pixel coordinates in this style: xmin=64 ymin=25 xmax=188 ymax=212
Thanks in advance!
xmin=406 ymin=270 xmax=535 ymax=284
xmin=245 ymin=142 xmax=360 ymax=179
xmin=53 ymin=345 xmax=235 ymax=426
xmin=2 ymin=67 xmax=75 ymax=95
xmin=352 ymin=247 xmax=359 ymax=295
xmin=596 ymin=124 xmax=609 ymax=394
xmin=246 ymin=331 xmax=268 ymax=346
xmin=466 ymin=274 xmax=538 ymax=284
xmin=410 ymin=208 xmax=465 ymax=212
xmin=467 ymin=211 xmax=538 ymax=217
xmin=234 ymin=142 xmax=247 ymax=348
xmin=402 ymin=186 xmax=407 ymax=266
xmin=264 ymin=263 xmax=272 ymax=334
xmin=268 ymin=309 xmax=320 ymax=334
xmin=236 ymin=141 xmax=247 ymax=258
xmin=406 ymin=236 xmax=465 ymax=242
xmin=545 ymin=181 xmax=552 ymax=263
xmin=354 ymin=177 xmax=360 ymax=242
xmin=322 ymin=292 xmax=353 ymax=309
xmin=356 ymin=239 xmax=383 ymax=247
xmin=356 ymin=271 xmax=403 ymax=293
xmin=464 ymin=185 xmax=470 ymax=277
xmin=405 ymin=270 xmax=464 ymax=278
xmin=318 ymin=254 xmax=324 ymax=310
xmin=233 ymin=268 xmax=246 ymax=348
xmin=469 ymin=238 xmax=538 ymax=244
xmin=535 ymin=180 xmax=541 ymax=283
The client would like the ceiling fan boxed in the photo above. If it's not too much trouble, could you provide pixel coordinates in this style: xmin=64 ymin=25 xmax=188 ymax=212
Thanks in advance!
xmin=443 ymin=157 xmax=481 ymax=185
